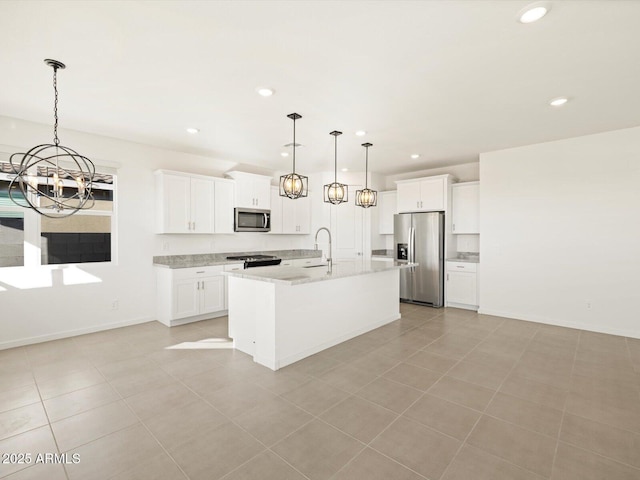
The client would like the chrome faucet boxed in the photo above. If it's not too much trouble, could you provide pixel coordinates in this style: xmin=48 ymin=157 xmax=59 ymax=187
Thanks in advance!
xmin=314 ymin=227 xmax=333 ymax=274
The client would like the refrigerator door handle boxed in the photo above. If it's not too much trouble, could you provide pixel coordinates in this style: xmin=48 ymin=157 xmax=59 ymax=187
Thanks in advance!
xmin=407 ymin=226 xmax=413 ymax=273
xmin=409 ymin=226 xmax=416 ymax=273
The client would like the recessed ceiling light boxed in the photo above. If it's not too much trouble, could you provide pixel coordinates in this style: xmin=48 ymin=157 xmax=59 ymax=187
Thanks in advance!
xmin=355 ymin=130 xmax=366 ymax=136
xmin=341 ymin=168 xmax=349 ymax=172
xmin=518 ymin=2 xmax=550 ymax=23
xmin=256 ymin=87 xmax=274 ymax=97
xmin=411 ymin=154 xmax=420 ymax=159
xmin=186 ymin=127 xmax=200 ymax=134
xmin=280 ymin=152 xmax=289 ymax=157
xmin=549 ymin=96 xmax=569 ymax=106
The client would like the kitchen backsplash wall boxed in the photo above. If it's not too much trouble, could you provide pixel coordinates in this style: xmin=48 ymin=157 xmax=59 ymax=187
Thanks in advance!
xmin=456 ymin=234 xmax=479 ymax=253
xmin=153 ymin=232 xmax=307 ymax=256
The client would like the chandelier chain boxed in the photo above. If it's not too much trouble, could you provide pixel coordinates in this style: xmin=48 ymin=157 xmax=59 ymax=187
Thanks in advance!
xmin=53 ymin=65 xmax=60 ymax=146
xmin=365 ymin=145 xmax=369 ymax=188
xmin=292 ymin=116 xmax=296 ymax=173
xmin=334 ymin=134 xmax=337 ymax=181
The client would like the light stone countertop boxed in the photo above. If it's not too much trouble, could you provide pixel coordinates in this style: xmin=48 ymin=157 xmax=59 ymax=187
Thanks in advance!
xmin=153 ymin=249 xmax=322 ymax=269
xmin=446 ymin=257 xmax=480 ymax=264
xmin=224 ymin=259 xmax=416 ymax=286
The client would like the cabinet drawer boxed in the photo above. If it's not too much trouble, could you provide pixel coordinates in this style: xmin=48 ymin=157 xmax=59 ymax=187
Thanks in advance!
xmin=446 ymin=261 xmax=477 ymax=273
xmin=172 ymin=265 xmax=224 ymax=280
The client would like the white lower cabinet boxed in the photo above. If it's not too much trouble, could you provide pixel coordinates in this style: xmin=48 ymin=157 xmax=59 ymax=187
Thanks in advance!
xmin=445 ymin=261 xmax=478 ymax=310
xmin=156 ymin=265 xmax=232 ymax=326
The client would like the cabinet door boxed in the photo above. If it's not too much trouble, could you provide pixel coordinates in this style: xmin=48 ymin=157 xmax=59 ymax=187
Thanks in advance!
xmin=214 ymin=181 xmax=235 ymax=234
xmin=190 ymin=178 xmax=215 ymax=233
xmin=452 ymin=184 xmax=479 ymax=234
xmin=234 ymin=179 xmax=255 ymax=209
xmin=173 ymin=278 xmax=199 ymax=319
xmin=294 ymin=195 xmax=311 ymax=234
xmin=379 ymin=191 xmax=396 ymax=234
xmin=162 ymin=174 xmax=191 ymax=233
xmin=253 ymin=179 xmax=271 ymax=209
xmin=269 ymin=187 xmax=283 ymax=234
xmin=447 ymin=271 xmax=477 ymax=305
xmin=419 ymin=178 xmax=445 ymax=211
xmin=397 ymin=182 xmax=421 ymax=212
xmin=200 ymin=275 xmax=226 ymax=314
xmin=281 ymin=196 xmax=297 ymax=234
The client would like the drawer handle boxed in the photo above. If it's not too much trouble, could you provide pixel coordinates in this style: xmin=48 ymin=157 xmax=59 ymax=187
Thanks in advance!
xmin=196 ymin=271 xmax=205 ymax=274
xmin=456 ymin=266 xmax=465 ymax=268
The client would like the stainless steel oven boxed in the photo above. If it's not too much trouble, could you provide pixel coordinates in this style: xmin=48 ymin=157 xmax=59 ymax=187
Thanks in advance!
xmin=234 ymin=208 xmax=271 ymax=232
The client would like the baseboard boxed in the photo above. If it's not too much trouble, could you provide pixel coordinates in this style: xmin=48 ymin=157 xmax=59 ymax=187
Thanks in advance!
xmin=168 ymin=310 xmax=228 ymax=327
xmin=477 ymin=308 xmax=640 ymax=340
xmin=273 ymin=312 xmax=401 ymax=370
xmin=0 ymin=316 xmax=156 ymax=350
xmin=446 ymin=302 xmax=478 ymax=311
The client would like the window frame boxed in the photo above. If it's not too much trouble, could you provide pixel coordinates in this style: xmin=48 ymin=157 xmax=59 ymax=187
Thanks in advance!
xmin=0 ymin=168 xmax=118 ymax=269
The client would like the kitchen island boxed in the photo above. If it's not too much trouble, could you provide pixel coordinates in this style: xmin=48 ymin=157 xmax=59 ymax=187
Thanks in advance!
xmin=225 ymin=260 xmax=415 ymax=370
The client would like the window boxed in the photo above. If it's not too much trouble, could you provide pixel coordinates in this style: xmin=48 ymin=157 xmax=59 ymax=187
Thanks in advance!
xmin=0 ymin=157 xmax=116 ymax=267
xmin=0 ymin=212 xmax=25 ymax=267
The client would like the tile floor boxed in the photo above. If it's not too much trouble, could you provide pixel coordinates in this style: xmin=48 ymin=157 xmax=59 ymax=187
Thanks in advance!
xmin=1 ymin=304 xmax=640 ymax=479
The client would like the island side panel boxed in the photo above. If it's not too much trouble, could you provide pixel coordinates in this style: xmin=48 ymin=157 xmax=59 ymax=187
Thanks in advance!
xmin=227 ymin=276 xmax=277 ymax=368
xmin=274 ymin=269 xmax=400 ymax=369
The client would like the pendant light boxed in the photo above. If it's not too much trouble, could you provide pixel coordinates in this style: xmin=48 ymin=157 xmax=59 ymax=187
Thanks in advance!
xmin=279 ymin=113 xmax=308 ymax=199
xmin=324 ymin=131 xmax=348 ymax=204
xmin=9 ymin=59 xmax=95 ymax=218
xmin=355 ymin=142 xmax=377 ymax=208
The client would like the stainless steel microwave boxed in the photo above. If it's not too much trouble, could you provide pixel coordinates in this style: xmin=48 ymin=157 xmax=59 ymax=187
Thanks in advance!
xmin=234 ymin=208 xmax=271 ymax=232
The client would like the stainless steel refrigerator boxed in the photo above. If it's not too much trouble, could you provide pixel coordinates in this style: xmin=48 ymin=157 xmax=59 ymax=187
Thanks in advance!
xmin=394 ymin=212 xmax=444 ymax=307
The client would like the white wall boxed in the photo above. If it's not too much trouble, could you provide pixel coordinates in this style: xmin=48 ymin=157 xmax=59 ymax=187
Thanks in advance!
xmin=479 ymin=126 xmax=640 ymax=338
xmin=0 ymin=115 xmax=308 ymax=349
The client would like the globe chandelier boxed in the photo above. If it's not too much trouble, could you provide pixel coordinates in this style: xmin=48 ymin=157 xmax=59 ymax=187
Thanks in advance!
xmin=9 ymin=59 xmax=95 ymax=218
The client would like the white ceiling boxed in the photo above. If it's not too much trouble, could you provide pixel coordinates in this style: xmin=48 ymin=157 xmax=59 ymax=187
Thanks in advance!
xmin=1 ymin=1 xmax=639 ymax=176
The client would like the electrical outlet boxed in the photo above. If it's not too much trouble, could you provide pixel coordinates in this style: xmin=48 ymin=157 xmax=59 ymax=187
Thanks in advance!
xmin=162 ymin=242 xmax=170 ymax=252
xmin=112 ymin=300 xmax=119 ymax=310
xmin=586 ymin=302 xmax=592 ymax=310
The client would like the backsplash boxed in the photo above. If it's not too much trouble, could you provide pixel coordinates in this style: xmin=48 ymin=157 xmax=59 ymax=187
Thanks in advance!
xmin=153 ymin=232 xmax=308 ymax=256
xmin=456 ymin=234 xmax=479 ymax=253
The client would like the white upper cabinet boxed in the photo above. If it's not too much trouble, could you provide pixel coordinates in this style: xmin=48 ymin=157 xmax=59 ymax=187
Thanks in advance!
xmin=397 ymin=181 xmax=421 ymax=213
xmin=213 ymin=179 xmax=235 ymax=234
xmin=190 ymin=177 xmax=215 ymax=233
xmin=226 ymin=171 xmax=271 ymax=209
xmin=451 ymin=181 xmax=479 ymax=234
xmin=291 ymin=194 xmax=311 ymax=234
xmin=378 ymin=191 xmax=397 ymax=235
xmin=159 ymin=174 xmax=191 ymax=233
xmin=396 ymin=175 xmax=453 ymax=213
xmin=155 ymin=170 xmax=235 ymax=234
xmin=156 ymin=172 xmax=214 ymax=233
xmin=270 ymin=187 xmax=283 ymax=234
xmin=270 ymin=186 xmax=310 ymax=234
